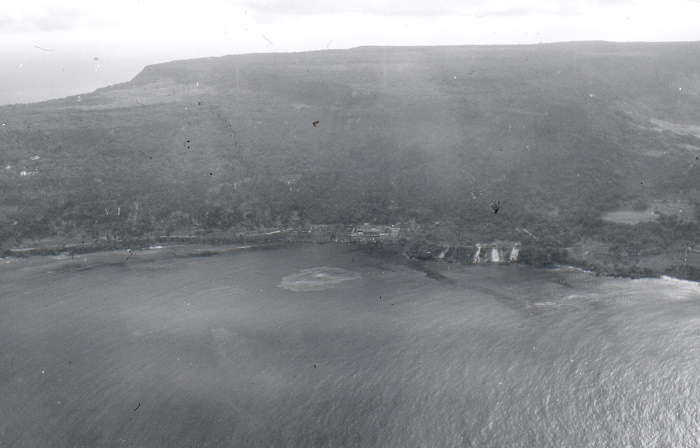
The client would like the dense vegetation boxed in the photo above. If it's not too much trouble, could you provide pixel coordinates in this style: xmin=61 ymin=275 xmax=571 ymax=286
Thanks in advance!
xmin=0 ymin=42 xmax=699 ymax=276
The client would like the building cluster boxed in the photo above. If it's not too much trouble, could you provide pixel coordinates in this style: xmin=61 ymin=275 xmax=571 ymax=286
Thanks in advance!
xmin=306 ymin=223 xmax=401 ymax=244
xmin=349 ymin=224 xmax=401 ymax=243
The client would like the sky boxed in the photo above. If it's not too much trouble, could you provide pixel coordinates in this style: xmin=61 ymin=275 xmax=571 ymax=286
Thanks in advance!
xmin=2 ymin=0 xmax=700 ymax=105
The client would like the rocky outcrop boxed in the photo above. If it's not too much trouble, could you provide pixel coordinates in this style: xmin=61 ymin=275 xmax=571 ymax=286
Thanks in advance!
xmin=406 ymin=241 xmax=521 ymax=264
xmin=472 ymin=242 xmax=521 ymax=264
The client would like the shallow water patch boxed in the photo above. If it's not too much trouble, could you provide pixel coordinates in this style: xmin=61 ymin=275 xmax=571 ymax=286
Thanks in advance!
xmin=278 ymin=266 xmax=362 ymax=292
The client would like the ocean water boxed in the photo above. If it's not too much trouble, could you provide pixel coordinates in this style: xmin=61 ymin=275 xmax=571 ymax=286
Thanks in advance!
xmin=0 ymin=245 xmax=699 ymax=447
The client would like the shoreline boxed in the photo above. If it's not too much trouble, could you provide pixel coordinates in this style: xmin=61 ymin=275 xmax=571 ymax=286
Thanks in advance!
xmin=0 ymin=233 xmax=300 ymax=258
xmin=559 ymin=257 xmax=700 ymax=283
xmin=2 ymin=237 xmax=698 ymax=283
xmin=0 ymin=240 xmax=298 ymax=275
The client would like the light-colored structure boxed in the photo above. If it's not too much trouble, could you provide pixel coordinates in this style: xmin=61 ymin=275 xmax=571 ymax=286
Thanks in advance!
xmin=350 ymin=224 xmax=401 ymax=243
xmin=472 ymin=241 xmax=521 ymax=264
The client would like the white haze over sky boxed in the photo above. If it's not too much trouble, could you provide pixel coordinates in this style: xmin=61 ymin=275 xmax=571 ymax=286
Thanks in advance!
xmin=2 ymin=0 xmax=700 ymax=105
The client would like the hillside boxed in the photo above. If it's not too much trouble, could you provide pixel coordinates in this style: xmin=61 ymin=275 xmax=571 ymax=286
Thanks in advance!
xmin=0 ymin=42 xmax=699 ymax=273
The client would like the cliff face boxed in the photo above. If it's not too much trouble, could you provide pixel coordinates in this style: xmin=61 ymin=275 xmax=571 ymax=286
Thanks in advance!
xmin=406 ymin=242 xmax=521 ymax=264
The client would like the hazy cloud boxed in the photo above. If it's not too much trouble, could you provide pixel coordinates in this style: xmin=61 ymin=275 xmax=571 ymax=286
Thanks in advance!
xmin=237 ymin=0 xmax=635 ymax=17
xmin=0 ymin=0 xmax=639 ymax=34
xmin=0 ymin=3 xmax=116 ymax=32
